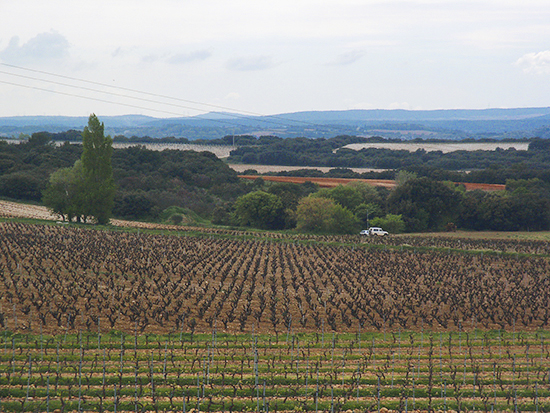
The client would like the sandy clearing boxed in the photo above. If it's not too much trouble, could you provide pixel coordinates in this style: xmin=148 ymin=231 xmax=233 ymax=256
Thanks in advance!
xmin=228 ymin=164 xmax=385 ymax=173
xmin=3 ymin=140 xmax=236 ymax=158
xmin=341 ymin=141 xmax=530 ymax=153
xmin=0 ymin=199 xmax=186 ymax=229
xmin=111 ymin=142 xmax=236 ymax=158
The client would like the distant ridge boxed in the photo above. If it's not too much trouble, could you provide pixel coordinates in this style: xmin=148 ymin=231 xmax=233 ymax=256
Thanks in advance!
xmin=1 ymin=108 xmax=550 ymax=140
xmin=272 ymin=107 xmax=550 ymax=122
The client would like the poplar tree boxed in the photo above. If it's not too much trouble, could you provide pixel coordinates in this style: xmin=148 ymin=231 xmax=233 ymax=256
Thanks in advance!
xmin=80 ymin=114 xmax=116 ymax=225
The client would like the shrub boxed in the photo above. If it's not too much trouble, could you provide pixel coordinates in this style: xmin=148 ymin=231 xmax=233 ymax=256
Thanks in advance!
xmin=369 ymin=214 xmax=406 ymax=234
xmin=296 ymin=196 xmax=359 ymax=234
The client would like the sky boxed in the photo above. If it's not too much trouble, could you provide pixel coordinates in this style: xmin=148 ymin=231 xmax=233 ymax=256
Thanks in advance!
xmin=1 ymin=0 xmax=550 ymax=118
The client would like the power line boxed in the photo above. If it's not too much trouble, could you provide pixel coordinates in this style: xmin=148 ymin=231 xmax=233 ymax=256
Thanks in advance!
xmin=0 ymin=70 xmax=207 ymax=114
xmin=0 ymin=77 xmax=289 ymax=129
xmin=0 ymin=62 xmax=324 ymax=129
xmin=0 ymin=79 xmax=197 ymax=117
xmin=0 ymin=68 xmax=314 ymax=130
xmin=1 ymin=62 xmax=260 ymax=115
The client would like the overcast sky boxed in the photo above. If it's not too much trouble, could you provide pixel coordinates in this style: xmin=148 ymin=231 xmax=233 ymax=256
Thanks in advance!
xmin=1 ymin=0 xmax=549 ymax=117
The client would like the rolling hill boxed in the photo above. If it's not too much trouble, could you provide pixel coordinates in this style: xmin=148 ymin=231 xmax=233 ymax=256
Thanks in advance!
xmin=2 ymin=107 xmax=550 ymax=140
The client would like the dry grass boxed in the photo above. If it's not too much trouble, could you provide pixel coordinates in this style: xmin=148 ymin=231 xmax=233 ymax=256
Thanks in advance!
xmin=407 ymin=229 xmax=550 ymax=242
xmin=111 ymin=142 xmax=236 ymax=158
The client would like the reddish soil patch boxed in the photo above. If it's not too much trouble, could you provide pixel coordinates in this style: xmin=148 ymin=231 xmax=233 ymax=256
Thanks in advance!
xmin=459 ymin=182 xmax=506 ymax=191
xmin=239 ymin=175 xmax=396 ymax=188
xmin=239 ymin=175 xmax=505 ymax=191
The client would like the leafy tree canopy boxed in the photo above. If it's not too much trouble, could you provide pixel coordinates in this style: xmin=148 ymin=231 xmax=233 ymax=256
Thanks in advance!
xmin=388 ymin=177 xmax=463 ymax=232
xmin=42 ymin=161 xmax=85 ymax=222
xmin=295 ymin=196 xmax=359 ymax=234
xmin=234 ymin=190 xmax=285 ymax=230
xmin=81 ymin=114 xmax=116 ymax=224
xmin=42 ymin=115 xmax=115 ymax=224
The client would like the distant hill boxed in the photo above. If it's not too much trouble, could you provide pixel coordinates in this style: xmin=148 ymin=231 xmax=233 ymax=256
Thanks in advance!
xmin=2 ymin=108 xmax=550 ymax=140
xmin=273 ymin=107 xmax=550 ymax=121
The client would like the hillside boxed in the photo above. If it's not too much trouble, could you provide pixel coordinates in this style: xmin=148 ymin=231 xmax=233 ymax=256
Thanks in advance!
xmin=2 ymin=107 xmax=550 ymax=140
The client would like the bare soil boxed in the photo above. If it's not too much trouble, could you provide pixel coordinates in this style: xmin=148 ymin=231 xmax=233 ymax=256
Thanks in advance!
xmin=238 ymin=175 xmax=505 ymax=191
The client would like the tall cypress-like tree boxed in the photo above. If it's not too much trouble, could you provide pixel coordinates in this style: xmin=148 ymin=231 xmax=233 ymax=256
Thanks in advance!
xmin=81 ymin=114 xmax=115 ymax=224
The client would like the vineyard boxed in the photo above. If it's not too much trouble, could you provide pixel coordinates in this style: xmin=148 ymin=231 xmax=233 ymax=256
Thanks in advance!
xmin=1 ymin=330 xmax=549 ymax=412
xmin=1 ymin=221 xmax=550 ymax=411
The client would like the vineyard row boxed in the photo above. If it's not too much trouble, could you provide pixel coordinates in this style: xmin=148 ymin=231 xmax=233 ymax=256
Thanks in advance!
xmin=1 ymin=330 xmax=550 ymax=412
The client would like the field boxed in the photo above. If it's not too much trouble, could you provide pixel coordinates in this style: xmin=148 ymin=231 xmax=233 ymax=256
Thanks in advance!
xmin=110 ymin=143 xmax=236 ymax=159
xmin=1 ymin=214 xmax=550 ymax=411
xmin=4 ymin=141 xmax=237 ymax=159
xmin=228 ymin=164 xmax=384 ymax=174
xmin=3 ymin=222 xmax=550 ymax=335
xmin=238 ymin=175 xmax=506 ymax=191
xmin=341 ymin=142 xmax=530 ymax=153
xmin=239 ymin=175 xmax=398 ymax=189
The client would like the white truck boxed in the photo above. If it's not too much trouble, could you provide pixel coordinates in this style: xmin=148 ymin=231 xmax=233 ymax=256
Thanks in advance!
xmin=360 ymin=227 xmax=389 ymax=236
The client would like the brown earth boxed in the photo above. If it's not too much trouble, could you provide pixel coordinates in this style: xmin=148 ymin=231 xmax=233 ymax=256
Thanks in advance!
xmin=239 ymin=175 xmax=506 ymax=191
xmin=2 ymin=221 xmax=548 ymax=336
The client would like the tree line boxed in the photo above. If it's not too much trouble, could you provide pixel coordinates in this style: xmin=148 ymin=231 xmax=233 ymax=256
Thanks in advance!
xmin=214 ymin=173 xmax=550 ymax=233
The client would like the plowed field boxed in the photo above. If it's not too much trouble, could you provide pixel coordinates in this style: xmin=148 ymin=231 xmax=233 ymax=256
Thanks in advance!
xmin=239 ymin=175 xmax=506 ymax=191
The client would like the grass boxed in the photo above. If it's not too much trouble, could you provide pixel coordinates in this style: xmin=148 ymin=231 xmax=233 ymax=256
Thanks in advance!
xmin=406 ymin=229 xmax=550 ymax=241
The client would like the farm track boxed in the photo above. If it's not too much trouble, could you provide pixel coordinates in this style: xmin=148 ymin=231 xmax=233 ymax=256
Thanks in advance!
xmin=0 ymin=200 xmax=194 ymax=231
xmin=1 ymin=331 xmax=549 ymax=412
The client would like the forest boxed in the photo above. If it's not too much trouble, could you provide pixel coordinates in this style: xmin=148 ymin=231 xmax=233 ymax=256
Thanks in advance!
xmin=1 ymin=130 xmax=550 ymax=233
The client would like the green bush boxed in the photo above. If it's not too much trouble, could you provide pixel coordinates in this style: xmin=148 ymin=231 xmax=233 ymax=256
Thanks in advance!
xmin=369 ymin=213 xmax=406 ymax=234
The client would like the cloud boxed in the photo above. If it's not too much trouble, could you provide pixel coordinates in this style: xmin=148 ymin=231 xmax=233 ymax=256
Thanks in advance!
xmin=142 ymin=54 xmax=161 ymax=63
xmin=327 ymin=50 xmax=365 ymax=66
xmin=112 ymin=47 xmax=125 ymax=58
xmin=225 ymin=92 xmax=240 ymax=101
xmin=0 ymin=30 xmax=70 ymax=63
xmin=515 ymin=50 xmax=550 ymax=74
xmin=226 ymin=55 xmax=275 ymax=71
xmin=168 ymin=50 xmax=211 ymax=64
